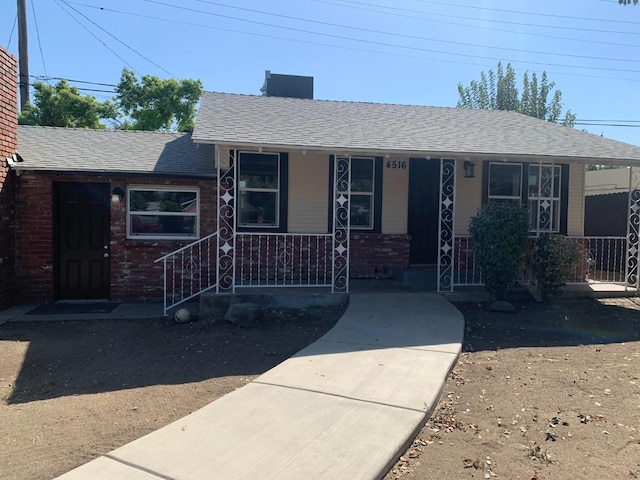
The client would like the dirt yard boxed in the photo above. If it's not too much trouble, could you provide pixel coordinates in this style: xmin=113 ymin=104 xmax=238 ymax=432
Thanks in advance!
xmin=386 ymin=297 xmax=640 ymax=480
xmin=1 ymin=296 xmax=639 ymax=480
xmin=0 ymin=305 xmax=345 ymax=480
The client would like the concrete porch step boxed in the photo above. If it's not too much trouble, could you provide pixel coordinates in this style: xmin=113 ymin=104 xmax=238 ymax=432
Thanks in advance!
xmin=393 ymin=266 xmax=438 ymax=285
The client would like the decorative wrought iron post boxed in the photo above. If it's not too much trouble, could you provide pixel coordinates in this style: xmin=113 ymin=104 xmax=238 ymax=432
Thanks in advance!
xmin=332 ymin=155 xmax=350 ymax=293
xmin=217 ymin=150 xmax=236 ymax=293
xmin=625 ymin=166 xmax=640 ymax=291
xmin=438 ymin=159 xmax=456 ymax=292
xmin=536 ymin=163 xmax=555 ymax=234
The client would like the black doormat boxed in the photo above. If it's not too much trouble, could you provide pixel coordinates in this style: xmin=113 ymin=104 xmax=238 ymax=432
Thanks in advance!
xmin=26 ymin=303 xmax=119 ymax=315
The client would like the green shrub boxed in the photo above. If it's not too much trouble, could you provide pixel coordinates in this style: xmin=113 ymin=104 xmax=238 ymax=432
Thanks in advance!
xmin=469 ymin=202 xmax=529 ymax=301
xmin=530 ymin=234 xmax=579 ymax=302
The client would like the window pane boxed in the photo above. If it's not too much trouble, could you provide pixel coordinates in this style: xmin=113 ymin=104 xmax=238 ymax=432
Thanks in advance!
xmin=239 ymin=153 xmax=279 ymax=189
xmin=239 ymin=191 xmax=277 ymax=225
xmin=129 ymin=190 xmax=197 ymax=213
xmin=130 ymin=215 xmax=196 ymax=236
xmin=528 ymin=199 xmax=560 ymax=232
xmin=528 ymin=165 xmax=561 ymax=199
xmin=351 ymin=158 xmax=374 ymax=193
xmin=351 ymin=194 xmax=372 ymax=228
xmin=489 ymin=164 xmax=521 ymax=197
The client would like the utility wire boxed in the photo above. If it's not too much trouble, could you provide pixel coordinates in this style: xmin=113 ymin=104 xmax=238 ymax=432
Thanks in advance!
xmin=30 ymin=0 xmax=49 ymax=81
xmin=412 ymin=0 xmax=640 ymax=26
xmin=313 ymin=0 xmax=640 ymax=51
xmin=575 ymin=122 xmax=640 ymax=127
xmin=53 ymin=0 xmax=140 ymax=74
xmin=31 ymin=75 xmax=118 ymax=87
xmin=195 ymin=0 xmax=640 ymax=65
xmin=145 ymin=0 xmax=640 ymax=75
xmin=6 ymin=14 xmax=17 ymax=49
xmin=334 ymin=0 xmax=640 ymax=36
xmin=58 ymin=0 xmax=176 ymax=78
xmin=73 ymin=2 xmax=640 ymax=83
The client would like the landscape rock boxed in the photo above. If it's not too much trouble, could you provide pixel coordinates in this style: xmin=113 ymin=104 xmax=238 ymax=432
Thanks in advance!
xmin=488 ymin=300 xmax=516 ymax=313
xmin=224 ymin=303 xmax=264 ymax=328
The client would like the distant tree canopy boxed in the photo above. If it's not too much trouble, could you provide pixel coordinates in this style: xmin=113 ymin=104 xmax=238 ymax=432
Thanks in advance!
xmin=457 ymin=62 xmax=576 ymax=127
xmin=619 ymin=0 xmax=637 ymax=4
xmin=19 ymin=80 xmax=117 ymax=129
xmin=116 ymin=69 xmax=203 ymax=133
xmin=19 ymin=69 xmax=204 ymax=132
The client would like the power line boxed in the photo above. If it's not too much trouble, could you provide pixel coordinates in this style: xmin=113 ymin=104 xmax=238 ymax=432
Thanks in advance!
xmin=30 ymin=0 xmax=48 ymax=80
xmin=334 ymin=0 xmax=640 ymax=36
xmin=194 ymin=0 xmax=640 ymax=65
xmin=575 ymin=122 xmax=640 ymax=127
xmin=58 ymin=0 xmax=176 ymax=78
xmin=144 ymin=0 xmax=640 ymax=75
xmin=412 ymin=0 xmax=640 ymax=26
xmin=314 ymin=0 xmax=640 ymax=52
xmin=72 ymin=2 xmax=640 ymax=83
xmin=577 ymin=119 xmax=640 ymax=123
xmin=53 ymin=0 xmax=139 ymax=74
xmin=5 ymin=14 xmax=17 ymax=49
xmin=313 ymin=0 xmax=640 ymax=51
xmin=31 ymin=75 xmax=118 ymax=87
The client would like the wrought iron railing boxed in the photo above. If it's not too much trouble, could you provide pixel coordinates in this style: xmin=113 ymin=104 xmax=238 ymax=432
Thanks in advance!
xmin=236 ymin=233 xmax=334 ymax=288
xmin=565 ymin=236 xmax=627 ymax=284
xmin=155 ymin=232 xmax=336 ymax=315
xmin=452 ymin=235 xmax=629 ymax=288
xmin=154 ymin=231 xmax=218 ymax=315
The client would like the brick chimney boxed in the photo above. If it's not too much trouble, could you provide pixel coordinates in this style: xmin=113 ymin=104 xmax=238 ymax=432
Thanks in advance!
xmin=0 ymin=46 xmax=18 ymax=310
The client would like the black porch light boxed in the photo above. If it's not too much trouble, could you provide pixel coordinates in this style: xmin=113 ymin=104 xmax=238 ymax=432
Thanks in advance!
xmin=463 ymin=160 xmax=476 ymax=178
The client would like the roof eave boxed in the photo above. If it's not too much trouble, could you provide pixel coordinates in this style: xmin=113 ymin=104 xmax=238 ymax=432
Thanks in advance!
xmin=192 ymin=139 xmax=640 ymax=165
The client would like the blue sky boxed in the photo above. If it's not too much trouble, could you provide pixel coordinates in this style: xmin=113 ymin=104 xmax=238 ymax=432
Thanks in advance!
xmin=3 ymin=0 xmax=640 ymax=144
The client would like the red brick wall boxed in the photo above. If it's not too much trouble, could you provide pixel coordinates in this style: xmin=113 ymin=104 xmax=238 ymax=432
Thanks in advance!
xmin=349 ymin=234 xmax=411 ymax=278
xmin=14 ymin=173 xmax=217 ymax=303
xmin=0 ymin=47 xmax=18 ymax=310
xmin=15 ymin=169 xmax=413 ymax=302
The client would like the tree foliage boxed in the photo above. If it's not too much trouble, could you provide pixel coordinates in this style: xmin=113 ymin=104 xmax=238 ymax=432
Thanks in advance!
xmin=619 ymin=0 xmax=637 ymax=4
xmin=18 ymin=80 xmax=116 ymax=129
xmin=457 ymin=62 xmax=575 ymax=127
xmin=469 ymin=201 xmax=530 ymax=301
xmin=115 ymin=69 xmax=203 ymax=132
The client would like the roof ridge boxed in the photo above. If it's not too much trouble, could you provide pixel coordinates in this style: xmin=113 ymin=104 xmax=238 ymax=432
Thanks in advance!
xmin=18 ymin=125 xmax=189 ymax=137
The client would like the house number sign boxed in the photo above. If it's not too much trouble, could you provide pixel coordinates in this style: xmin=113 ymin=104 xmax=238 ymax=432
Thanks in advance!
xmin=386 ymin=160 xmax=407 ymax=169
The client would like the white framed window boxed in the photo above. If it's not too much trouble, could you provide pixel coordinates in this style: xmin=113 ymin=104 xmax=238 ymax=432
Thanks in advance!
xmin=238 ymin=152 xmax=281 ymax=227
xmin=127 ymin=186 xmax=199 ymax=240
xmin=350 ymin=157 xmax=375 ymax=230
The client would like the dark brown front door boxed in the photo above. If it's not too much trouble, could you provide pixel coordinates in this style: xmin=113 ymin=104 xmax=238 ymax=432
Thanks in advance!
xmin=55 ymin=182 xmax=110 ymax=299
xmin=408 ymin=158 xmax=440 ymax=264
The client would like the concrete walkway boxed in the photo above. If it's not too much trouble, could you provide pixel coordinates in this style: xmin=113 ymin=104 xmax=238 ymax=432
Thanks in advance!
xmin=56 ymin=292 xmax=464 ymax=480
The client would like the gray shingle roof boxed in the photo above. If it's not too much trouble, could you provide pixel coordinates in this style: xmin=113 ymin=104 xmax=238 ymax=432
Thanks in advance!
xmin=192 ymin=92 xmax=640 ymax=163
xmin=15 ymin=126 xmax=215 ymax=176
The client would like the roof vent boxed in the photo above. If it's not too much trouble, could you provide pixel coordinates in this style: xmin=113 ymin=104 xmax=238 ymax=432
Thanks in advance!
xmin=260 ymin=70 xmax=313 ymax=99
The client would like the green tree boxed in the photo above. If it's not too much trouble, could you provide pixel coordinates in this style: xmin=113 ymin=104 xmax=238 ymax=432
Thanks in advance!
xmin=18 ymin=80 xmax=117 ymax=128
xmin=457 ymin=62 xmax=575 ymax=127
xmin=115 ymin=69 xmax=203 ymax=132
